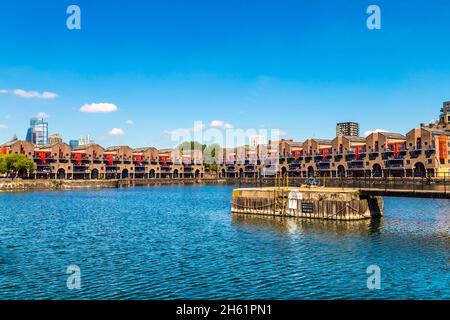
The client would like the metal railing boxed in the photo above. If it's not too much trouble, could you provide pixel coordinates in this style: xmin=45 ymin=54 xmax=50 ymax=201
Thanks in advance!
xmin=232 ymin=173 xmax=449 ymax=197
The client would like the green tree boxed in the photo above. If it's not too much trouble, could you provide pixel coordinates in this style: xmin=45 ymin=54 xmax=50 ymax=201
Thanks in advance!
xmin=204 ymin=143 xmax=221 ymax=172
xmin=0 ymin=154 xmax=35 ymax=178
xmin=177 ymin=141 xmax=206 ymax=152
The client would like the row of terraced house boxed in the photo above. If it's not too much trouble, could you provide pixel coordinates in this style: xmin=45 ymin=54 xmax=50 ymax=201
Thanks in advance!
xmin=218 ymin=102 xmax=450 ymax=178
xmin=2 ymin=101 xmax=450 ymax=180
xmin=0 ymin=141 xmax=205 ymax=179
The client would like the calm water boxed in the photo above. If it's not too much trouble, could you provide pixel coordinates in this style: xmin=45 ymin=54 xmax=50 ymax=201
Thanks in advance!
xmin=0 ymin=186 xmax=448 ymax=300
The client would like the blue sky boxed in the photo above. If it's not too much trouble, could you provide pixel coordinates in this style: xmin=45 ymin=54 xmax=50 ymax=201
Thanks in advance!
xmin=1 ymin=0 xmax=450 ymax=148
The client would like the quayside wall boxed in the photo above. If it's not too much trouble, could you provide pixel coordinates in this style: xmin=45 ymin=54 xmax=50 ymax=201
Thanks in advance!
xmin=0 ymin=178 xmax=228 ymax=191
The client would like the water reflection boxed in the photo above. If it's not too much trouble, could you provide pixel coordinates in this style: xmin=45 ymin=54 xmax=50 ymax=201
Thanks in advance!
xmin=232 ymin=213 xmax=383 ymax=236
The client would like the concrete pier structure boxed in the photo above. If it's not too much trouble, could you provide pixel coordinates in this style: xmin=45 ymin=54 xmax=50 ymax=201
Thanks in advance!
xmin=231 ymin=187 xmax=383 ymax=220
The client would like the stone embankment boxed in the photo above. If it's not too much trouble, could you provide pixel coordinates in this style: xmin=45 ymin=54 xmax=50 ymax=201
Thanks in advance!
xmin=0 ymin=178 xmax=229 ymax=191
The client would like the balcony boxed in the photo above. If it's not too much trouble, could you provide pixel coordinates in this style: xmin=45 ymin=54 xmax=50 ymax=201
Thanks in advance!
xmin=383 ymin=146 xmax=407 ymax=154
xmin=104 ymin=157 xmax=121 ymax=164
xmin=289 ymin=154 xmax=303 ymax=160
xmin=287 ymin=158 xmax=301 ymax=165
xmin=34 ymin=155 xmax=56 ymax=164
xmin=134 ymin=163 xmax=146 ymax=167
xmin=348 ymin=148 xmax=367 ymax=154
xmin=71 ymin=156 xmax=91 ymax=163
xmin=245 ymin=160 xmax=258 ymax=166
xmin=334 ymin=153 xmax=343 ymax=161
xmin=346 ymin=154 xmax=365 ymax=162
xmin=348 ymin=164 xmax=365 ymax=170
xmin=385 ymin=163 xmax=404 ymax=169
xmin=383 ymin=154 xmax=405 ymax=160
xmin=348 ymin=157 xmax=364 ymax=163
xmin=315 ymin=153 xmax=332 ymax=159
xmin=385 ymin=159 xmax=404 ymax=169
xmin=289 ymin=162 xmax=301 ymax=168
xmin=36 ymin=162 xmax=51 ymax=167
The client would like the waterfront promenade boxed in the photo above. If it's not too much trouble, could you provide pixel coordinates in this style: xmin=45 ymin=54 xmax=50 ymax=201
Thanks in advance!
xmin=1 ymin=176 xmax=449 ymax=199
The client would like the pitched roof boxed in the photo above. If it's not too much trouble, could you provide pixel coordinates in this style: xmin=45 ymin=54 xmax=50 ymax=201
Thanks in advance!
xmin=422 ymin=127 xmax=450 ymax=136
xmin=34 ymin=142 xmax=62 ymax=150
xmin=343 ymin=136 xmax=366 ymax=143
xmin=313 ymin=138 xmax=332 ymax=145
xmin=290 ymin=141 xmax=304 ymax=147
xmin=0 ymin=140 xmax=34 ymax=148
xmin=104 ymin=146 xmax=123 ymax=152
xmin=379 ymin=132 xmax=406 ymax=140
xmin=0 ymin=140 xmax=20 ymax=147
xmin=73 ymin=143 xmax=103 ymax=151
xmin=158 ymin=148 xmax=174 ymax=153
xmin=133 ymin=147 xmax=157 ymax=153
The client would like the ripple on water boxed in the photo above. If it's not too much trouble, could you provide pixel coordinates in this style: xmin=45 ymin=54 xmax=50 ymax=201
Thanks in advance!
xmin=0 ymin=187 xmax=448 ymax=300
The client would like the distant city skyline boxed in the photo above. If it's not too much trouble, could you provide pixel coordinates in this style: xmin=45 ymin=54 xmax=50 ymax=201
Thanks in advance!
xmin=1 ymin=1 xmax=450 ymax=148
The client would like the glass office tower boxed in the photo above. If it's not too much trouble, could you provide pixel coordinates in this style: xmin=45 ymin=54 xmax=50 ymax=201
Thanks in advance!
xmin=26 ymin=117 xmax=48 ymax=146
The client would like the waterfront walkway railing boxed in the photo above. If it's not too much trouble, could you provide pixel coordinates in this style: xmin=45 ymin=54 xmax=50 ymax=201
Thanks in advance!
xmin=231 ymin=174 xmax=449 ymax=198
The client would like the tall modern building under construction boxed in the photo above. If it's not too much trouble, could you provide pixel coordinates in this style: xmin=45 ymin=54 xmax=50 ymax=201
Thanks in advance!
xmin=336 ymin=122 xmax=359 ymax=137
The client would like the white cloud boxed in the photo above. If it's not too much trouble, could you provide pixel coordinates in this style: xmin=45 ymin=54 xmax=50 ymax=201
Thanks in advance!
xmin=0 ymin=89 xmax=58 ymax=99
xmin=364 ymin=129 xmax=389 ymax=137
xmin=209 ymin=120 xmax=234 ymax=129
xmin=35 ymin=112 xmax=50 ymax=118
xmin=80 ymin=102 xmax=118 ymax=113
xmin=108 ymin=128 xmax=125 ymax=136
xmin=0 ymin=124 xmax=7 ymax=129
xmin=126 ymin=119 xmax=134 ymax=125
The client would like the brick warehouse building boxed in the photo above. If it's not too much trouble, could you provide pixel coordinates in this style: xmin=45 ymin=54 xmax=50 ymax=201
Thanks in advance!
xmin=0 ymin=141 xmax=205 ymax=179
xmin=1 ymin=102 xmax=450 ymax=180
xmin=218 ymin=102 xmax=450 ymax=178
